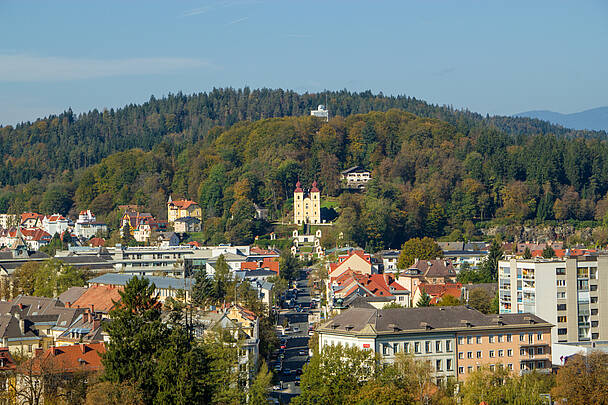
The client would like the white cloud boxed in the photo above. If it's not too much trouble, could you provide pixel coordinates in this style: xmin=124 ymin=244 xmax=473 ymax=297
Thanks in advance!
xmin=0 ymin=54 xmax=211 ymax=82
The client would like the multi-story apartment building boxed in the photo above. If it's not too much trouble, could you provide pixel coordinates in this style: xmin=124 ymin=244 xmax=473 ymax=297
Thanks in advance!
xmin=498 ymin=256 xmax=608 ymax=347
xmin=317 ymin=306 xmax=551 ymax=383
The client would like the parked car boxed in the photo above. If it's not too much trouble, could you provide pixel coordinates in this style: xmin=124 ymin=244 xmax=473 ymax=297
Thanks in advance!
xmin=299 ymin=350 xmax=307 ymax=356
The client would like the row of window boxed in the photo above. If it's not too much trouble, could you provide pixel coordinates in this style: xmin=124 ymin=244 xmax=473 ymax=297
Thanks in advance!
xmin=382 ymin=339 xmax=453 ymax=355
xmin=459 ymin=348 xmax=515 ymax=359
xmin=457 ymin=360 xmax=546 ymax=374
xmin=457 ymin=332 xmax=542 ymax=345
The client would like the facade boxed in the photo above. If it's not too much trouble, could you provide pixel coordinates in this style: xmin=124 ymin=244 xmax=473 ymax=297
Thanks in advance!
xmin=173 ymin=216 xmax=202 ymax=233
xmin=293 ymin=181 xmax=321 ymax=225
xmin=88 ymin=273 xmax=193 ymax=303
xmin=317 ymin=306 xmax=552 ymax=384
xmin=42 ymin=214 xmax=69 ymax=236
xmin=167 ymin=198 xmax=202 ymax=223
xmin=498 ymin=256 xmax=608 ymax=348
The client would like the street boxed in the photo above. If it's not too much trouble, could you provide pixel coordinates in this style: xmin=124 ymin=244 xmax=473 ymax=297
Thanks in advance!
xmin=270 ymin=270 xmax=313 ymax=404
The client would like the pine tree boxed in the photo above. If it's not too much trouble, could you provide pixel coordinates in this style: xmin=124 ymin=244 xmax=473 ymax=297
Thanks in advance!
xmin=417 ymin=291 xmax=432 ymax=307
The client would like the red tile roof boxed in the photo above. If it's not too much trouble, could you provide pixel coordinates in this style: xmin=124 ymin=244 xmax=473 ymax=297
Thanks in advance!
xmin=72 ymin=285 xmax=122 ymax=314
xmin=89 ymin=237 xmax=106 ymax=247
xmin=241 ymin=257 xmax=279 ymax=273
xmin=20 ymin=228 xmax=52 ymax=241
xmin=169 ymin=200 xmax=199 ymax=209
xmin=0 ymin=347 xmax=16 ymax=371
xmin=29 ymin=343 xmax=106 ymax=374
xmin=418 ymin=282 xmax=462 ymax=304
xmin=187 ymin=241 xmax=201 ymax=247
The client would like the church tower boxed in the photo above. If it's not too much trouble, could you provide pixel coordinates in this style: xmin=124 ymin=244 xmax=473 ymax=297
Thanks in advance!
xmin=310 ymin=180 xmax=321 ymax=224
xmin=294 ymin=181 xmax=304 ymax=225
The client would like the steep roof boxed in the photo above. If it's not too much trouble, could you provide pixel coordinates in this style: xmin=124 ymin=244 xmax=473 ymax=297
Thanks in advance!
xmin=29 ymin=343 xmax=106 ymax=374
xmin=169 ymin=200 xmax=199 ymax=209
xmin=410 ymin=259 xmax=457 ymax=278
xmin=58 ymin=287 xmax=88 ymax=306
xmin=418 ymin=283 xmax=462 ymax=304
xmin=72 ymin=285 xmax=122 ymax=313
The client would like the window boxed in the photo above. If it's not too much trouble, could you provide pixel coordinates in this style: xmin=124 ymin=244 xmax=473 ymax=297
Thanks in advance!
xmin=489 ymin=335 xmax=495 ymax=343
xmin=537 ymin=347 xmax=544 ymax=355
xmin=476 ymin=335 xmax=482 ymax=344
xmin=537 ymin=333 xmax=543 ymax=341
xmin=590 ymin=285 xmax=598 ymax=292
xmin=382 ymin=345 xmax=389 ymax=355
xmin=507 ymin=349 xmax=513 ymax=357
xmin=520 ymin=348 xmax=525 ymax=356
xmin=498 ymin=349 xmax=504 ymax=357
xmin=557 ymin=316 xmax=567 ymax=323
xmin=436 ymin=341 xmax=442 ymax=353
xmin=556 ymin=268 xmax=566 ymax=275
xmin=436 ymin=359 xmax=442 ymax=371
xmin=557 ymin=280 xmax=567 ymax=287
xmin=557 ymin=291 xmax=566 ymax=299
xmin=508 ymin=363 xmax=513 ymax=370
xmin=467 ymin=366 xmax=473 ymax=373
xmin=425 ymin=341 xmax=432 ymax=353
xmin=458 ymin=366 xmax=464 ymax=374
xmin=592 ymin=320 xmax=599 ymax=327
xmin=489 ymin=350 xmax=495 ymax=358
xmin=404 ymin=342 xmax=410 ymax=353
xmin=415 ymin=342 xmax=421 ymax=353
xmin=477 ymin=351 xmax=482 ymax=358
xmin=458 ymin=336 xmax=464 ymax=345
xmin=537 ymin=361 xmax=545 ymax=369
xmin=489 ymin=364 xmax=495 ymax=371
xmin=446 ymin=340 xmax=452 ymax=352
xmin=458 ymin=352 xmax=464 ymax=359
xmin=591 ymin=309 xmax=598 ymax=316
xmin=498 ymin=334 xmax=503 ymax=343
xmin=591 ymin=297 xmax=598 ymax=304
xmin=446 ymin=359 xmax=453 ymax=371
xmin=592 ymin=333 xmax=599 ymax=339
xmin=506 ymin=334 xmax=512 ymax=342
xmin=520 ymin=333 xmax=525 ymax=341
xmin=467 ymin=351 xmax=473 ymax=359
xmin=394 ymin=343 xmax=399 ymax=353
xmin=558 ymin=328 xmax=567 ymax=335
xmin=557 ymin=304 xmax=567 ymax=311
xmin=466 ymin=336 xmax=472 ymax=344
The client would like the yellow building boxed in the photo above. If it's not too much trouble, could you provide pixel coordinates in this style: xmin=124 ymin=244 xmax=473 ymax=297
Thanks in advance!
xmin=294 ymin=181 xmax=321 ymax=225
xmin=167 ymin=197 xmax=202 ymax=223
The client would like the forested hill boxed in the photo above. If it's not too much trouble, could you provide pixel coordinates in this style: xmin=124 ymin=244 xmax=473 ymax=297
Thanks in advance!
xmin=0 ymin=89 xmax=606 ymax=189
xmin=4 ymin=107 xmax=608 ymax=251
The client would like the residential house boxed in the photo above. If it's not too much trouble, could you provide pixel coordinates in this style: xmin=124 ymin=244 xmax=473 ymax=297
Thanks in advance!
xmin=152 ymin=232 xmax=180 ymax=247
xmin=328 ymin=250 xmax=379 ymax=280
xmin=397 ymin=259 xmax=458 ymax=305
xmin=330 ymin=271 xmax=409 ymax=310
xmin=70 ymin=285 xmax=122 ymax=317
xmin=0 ymin=214 xmax=18 ymax=229
xmin=132 ymin=218 xmax=169 ymax=243
xmin=173 ymin=216 xmax=201 ymax=233
xmin=55 ymin=311 xmax=108 ymax=346
xmin=240 ymin=257 xmax=280 ymax=274
xmin=167 ymin=198 xmax=202 ymax=223
xmin=317 ymin=306 xmax=552 ymax=384
xmin=74 ymin=210 xmax=108 ymax=239
xmin=42 ymin=214 xmax=69 ymax=237
xmin=120 ymin=211 xmax=154 ymax=235
xmin=377 ymin=250 xmax=400 ymax=272
xmin=20 ymin=228 xmax=52 ymax=251
xmin=340 ymin=166 xmax=372 ymax=189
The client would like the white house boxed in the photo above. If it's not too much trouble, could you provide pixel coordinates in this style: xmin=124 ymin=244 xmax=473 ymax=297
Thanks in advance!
xmin=42 ymin=214 xmax=69 ymax=236
xmin=74 ymin=210 xmax=108 ymax=239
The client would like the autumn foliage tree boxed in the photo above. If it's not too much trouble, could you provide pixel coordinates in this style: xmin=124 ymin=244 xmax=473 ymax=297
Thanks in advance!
xmin=397 ymin=237 xmax=443 ymax=269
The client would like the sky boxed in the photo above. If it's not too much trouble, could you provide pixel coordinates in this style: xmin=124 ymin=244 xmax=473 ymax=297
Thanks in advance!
xmin=1 ymin=0 xmax=607 ymax=125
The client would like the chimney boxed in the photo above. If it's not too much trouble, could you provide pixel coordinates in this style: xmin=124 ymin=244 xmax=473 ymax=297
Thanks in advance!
xmin=80 ymin=343 xmax=87 ymax=354
xmin=67 ymin=301 xmax=71 ymax=308
xmin=90 ymin=304 xmax=95 ymax=314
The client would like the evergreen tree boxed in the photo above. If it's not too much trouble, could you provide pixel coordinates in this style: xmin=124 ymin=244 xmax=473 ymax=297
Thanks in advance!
xmin=416 ymin=291 xmax=432 ymax=307
xmin=192 ymin=269 xmax=214 ymax=308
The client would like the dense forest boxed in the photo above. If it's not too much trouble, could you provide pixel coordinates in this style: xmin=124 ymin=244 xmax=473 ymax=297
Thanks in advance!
xmin=2 ymin=89 xmax=608 ymax=250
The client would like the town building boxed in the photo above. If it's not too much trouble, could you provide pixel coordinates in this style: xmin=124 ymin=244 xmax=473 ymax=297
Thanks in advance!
xmin=498 ymin=256 xmax=608 ymax=357
xmin=291 ymin=229 xmax=324 ymax=259
xmin=396 ymin=259 xmax=459 ymax=306
xmin=293 ymin=181 xmax=321 ymax=225
xmin=173 ymin=216 xmax=202 ymax=233
xmin=42 ymin=214 xmax=69 ymax=237
xmin=87 ymin=273 xmax=193 ymax=303
xmin=317 ymin=306 xmax=552 ymax=383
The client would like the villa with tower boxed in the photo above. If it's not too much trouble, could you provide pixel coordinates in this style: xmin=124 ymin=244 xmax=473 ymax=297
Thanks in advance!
xmin=293 ymin=180 xmax=321 ymax=225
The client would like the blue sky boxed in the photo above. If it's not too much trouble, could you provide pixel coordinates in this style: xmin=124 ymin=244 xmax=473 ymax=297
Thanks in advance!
xmin=1 ymin=0 xmax=607 ymax=124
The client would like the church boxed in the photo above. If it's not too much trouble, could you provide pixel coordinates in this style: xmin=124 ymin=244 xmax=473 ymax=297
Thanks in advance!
xmin=293 ymin=180 xmax=321 ymax=225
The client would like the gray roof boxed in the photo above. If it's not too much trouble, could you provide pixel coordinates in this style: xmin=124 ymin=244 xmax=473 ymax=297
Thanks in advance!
xmin=88 ymin=273 xmax=194 ymax=291
xmin=341 ymin=166 xmax=369 ymax=174
xmin=319 ymin=306 xmax=550 ymax=336
xmin=58 ymin=286 xmax=88 ymax=305
xmin=174 ymin=216 xmax=201 ymax=224
xmin=243 ymin=269 xmax=276 ymax=278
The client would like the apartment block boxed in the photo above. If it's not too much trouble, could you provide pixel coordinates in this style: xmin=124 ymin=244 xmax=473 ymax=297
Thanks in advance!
xmin=498 ymin=256 xmax=608 ymax=347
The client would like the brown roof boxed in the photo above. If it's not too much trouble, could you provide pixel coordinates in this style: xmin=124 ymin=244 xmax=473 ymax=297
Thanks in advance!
xmin=410 ymin=259 xmax=457 ymax=278
xmin=319 ymin=306 xmax=550 ymax=335
xmin=0 ymin=348 xmax=16 ymax=371
xmin=58 ymin=287 xmax=88 ymax=306
xmin=169 ymin=200 xmax=199 ymax=209
xmin=72 ymin=285 xmax=122 ymax=314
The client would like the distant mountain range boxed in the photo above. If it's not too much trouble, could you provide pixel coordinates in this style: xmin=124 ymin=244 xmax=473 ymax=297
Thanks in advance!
xmin=515 ymin=106 xmax=608 ymax=132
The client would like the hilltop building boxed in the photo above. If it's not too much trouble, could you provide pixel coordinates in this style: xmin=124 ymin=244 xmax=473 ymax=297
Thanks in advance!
xmin=293 ymin=181 xmax=321 ymax=225
xmin=167 ymin=197 xmax=202 ymax=223
xmin=310 ymin=104 xmax=329 ymax=121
